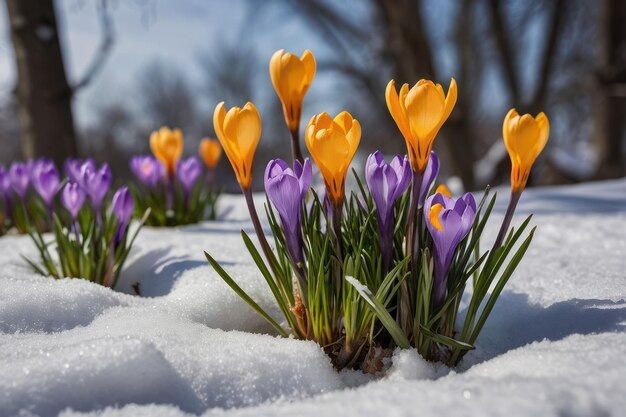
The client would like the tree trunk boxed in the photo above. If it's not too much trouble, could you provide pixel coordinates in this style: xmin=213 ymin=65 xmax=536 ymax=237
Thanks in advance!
xmin=594 ymin=0 xmax=626 ymax=179
xmin=5 ymin=0 xmax=78 ymax=167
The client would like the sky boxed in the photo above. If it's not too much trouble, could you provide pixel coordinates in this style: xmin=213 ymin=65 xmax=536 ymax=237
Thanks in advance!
xmin=0 ymin=0 xmax=557 ymax=154
xmin=0 ymin=0 xmax=340 ymax=126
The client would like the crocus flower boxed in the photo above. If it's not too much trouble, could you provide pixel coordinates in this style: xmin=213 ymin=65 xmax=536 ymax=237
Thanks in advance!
xmin=176 ymin=156 xmax=202 ymax=194
xmin=31 ymin=159 xmax=60 ymax=207
xmin=0 ymin=166 xmax=10 ymax=196
xmin=150 ymin=127 xmax=183 ymax=176
xmin=424 ymin=192 xmax=476 ymax=308
xmin=9 ymin=162 xmax=30 ymax=198
xmin=0 ymin=166 xmax=11 ymax=217
xmin=503 ymin=109 xmax=550 ymax=194
xmin=0 ymin=167 xmax=8 ymax=193
xmin=270 ymin=49 xmax=316 ymax=134
xmin=264 ymin=158 xmax=312 ymax=267
xmin=112 ymin=186 xmax=134 ymax=245
xmin=213 ymin=101 xmax=262 ymax=191
xmin=198 ymin=138 xmax=222 ymax=170
xmin=365 ymin=152 xmax=412 ymax=271
xmin=493 ymin=109 xmax=550 ymax=249
xmin=270 ymin=49 xmax=316 ymax=163
xmin=435 ymin=184 xmax=451 ymax=197
xmin=386 ymin=79 xmax=457 ymax=173
xmin=64 ymin=158 xmax=95 ymax=187
xmin=130 ymin=156 xmax=164 ymax=188
xmin=61 ymin=182 xmax=86 ymax=219
xmin=82 ymin=163 xmax=112 ymax=212
xmin=112 ymin=186 xmax=134 ymax=226
xmin=305 ymin=111 xmax=360 ymax=208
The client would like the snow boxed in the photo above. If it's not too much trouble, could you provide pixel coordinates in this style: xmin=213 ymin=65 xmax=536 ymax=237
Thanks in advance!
xmin=1 ymin=180 xmax=626 ymax=417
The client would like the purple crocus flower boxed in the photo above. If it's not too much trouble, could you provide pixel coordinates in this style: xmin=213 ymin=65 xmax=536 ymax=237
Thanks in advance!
xmin=0 ymin=166 xmax=11 ymax=218
xmin=130 ymin=156 xmax=164 ymax=188
xmin=82 ymin=163 xmax=112 ymax=212
xmin=365 ymin=151 xmax=412 ymax=271
xmin=264 ymin=158 xmax=312 ymax=269
xmin=61 ymin=182 xmax=86 ymax=220
xmin=64 ymin=158 xmax=95 ymax=187
xmin=112 ymin=186 xmax=134 ymax=245
xmin=9 ymin=162 xmax=30 ymax=198
xmin=424 ymin=192 xmax=477 ymax=309
xmin=419 ymin=151 xmax=440 ymax=206
xmin=31 ymin=159 xmax=60 ymax=207
xmin=0 ymin=167 xmax=9 ymax=193
xmin=176 ymin=156 xmax=202 ymax=194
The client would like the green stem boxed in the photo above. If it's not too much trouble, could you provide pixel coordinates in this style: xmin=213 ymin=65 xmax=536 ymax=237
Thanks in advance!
xmin=331 ymin=201 xmax=344 ymax=296
xmin=492 ymin=191 xmax=521 ymax=250
xmin=400 ymin=171 xmax=423 ymax=335
xmin=290 ymin=127 xmax=304 ymax=165
xmin=243 ymin=188 xmax=282 ymax=281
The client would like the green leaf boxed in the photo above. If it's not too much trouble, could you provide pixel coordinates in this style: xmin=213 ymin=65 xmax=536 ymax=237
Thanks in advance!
xmin=204 ymin=251 xmax=288 ymax=337
xmin=419 ymin=325 xmax=475 ymax=351
xmin=346 ymin=275 xmax=410 ymax=349
xmin=241 ymin=230 xmax=300 ymax=335
xmin=468 ymin=227 xmax=536 ymax=343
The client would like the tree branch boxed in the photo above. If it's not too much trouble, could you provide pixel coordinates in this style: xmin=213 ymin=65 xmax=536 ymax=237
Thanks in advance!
xmin=72 ymin=0 xmax=114 ymax=94
xmin=487 ymin=0 xmax=520 ymax=101
xmin=373 ymin=0 xmax=436 ymax=81
xmin=530 ymin=0 xmax=567 ymax=110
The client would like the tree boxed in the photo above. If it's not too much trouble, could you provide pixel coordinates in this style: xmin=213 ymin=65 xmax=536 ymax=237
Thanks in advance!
xmin=279 ymin=0 xmax=590 ymax=189
xmin=594 ymin=0 xmax=626 ymax=179
xmin=137 ymin=61 xmax=197 ymax=132
xmin=4 ymin=0 xmax=113 ymax=167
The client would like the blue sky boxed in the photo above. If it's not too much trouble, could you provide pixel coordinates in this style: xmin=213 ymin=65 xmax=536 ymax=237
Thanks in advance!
xmin=0 ymin=0 xmax=342 ymax=125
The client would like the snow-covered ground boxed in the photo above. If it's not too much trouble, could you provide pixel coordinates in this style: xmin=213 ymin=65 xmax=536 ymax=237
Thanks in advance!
xmin=1 ymin=179 xmax=625 ymax=417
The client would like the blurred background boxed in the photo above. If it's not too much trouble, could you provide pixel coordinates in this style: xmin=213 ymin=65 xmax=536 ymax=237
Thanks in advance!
xmin=0 ymin=0 xmax=625 ymax=192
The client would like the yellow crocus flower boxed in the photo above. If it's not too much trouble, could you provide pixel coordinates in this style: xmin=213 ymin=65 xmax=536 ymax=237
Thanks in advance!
xmin=269 ymin=49 xmax=316 ymax=133
xmin=198 ymin=138 xmax=222 ymax=170
xmin=213 ymin=102 xmax=261 ymax=190
xmin=385 ymin=78 xmax=457 ymax=173
xmin=150 ymin=127 xmax=183 ymax=175
xmin=305 ymin=111 xmax=360 ymax=206
xmin=435 ymin=184 xmax=451 ymax=197
xmin=503 ymin=109 xmax=550 ymax=193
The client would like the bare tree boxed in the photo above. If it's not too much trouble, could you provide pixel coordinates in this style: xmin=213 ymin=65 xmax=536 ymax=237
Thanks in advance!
xmin=594 ymin=0 xmax=626 ymax=179
xmin=137 ymin=61 xmax=197 ymax=133
xmin=198 ymin=37 xmax=291 ymax=191
xmin=4 ymin=0 xmax=114 ymax=167
xmin=276 ymin=0 xmax=594 ymax=189
xmin=0 ymin=98 xmax=21 ymax=165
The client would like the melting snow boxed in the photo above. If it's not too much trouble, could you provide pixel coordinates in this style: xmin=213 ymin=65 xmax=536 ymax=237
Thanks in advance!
xmin=1 ymin=181 xmax=625 ymax=417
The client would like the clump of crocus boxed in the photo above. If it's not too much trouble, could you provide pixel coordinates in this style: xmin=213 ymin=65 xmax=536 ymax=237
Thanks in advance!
xmin=130 ymin=128 xmax=222 ymax=226
xmin=205 ymin=56 xmax=543 ymax=371
xmin=23 ymin=166 xmax=148 ymax=289
xmin=270 ymin=49 xmax=316 ymax=163
xmin=386 ymin=78 xmax=458 ymax=290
